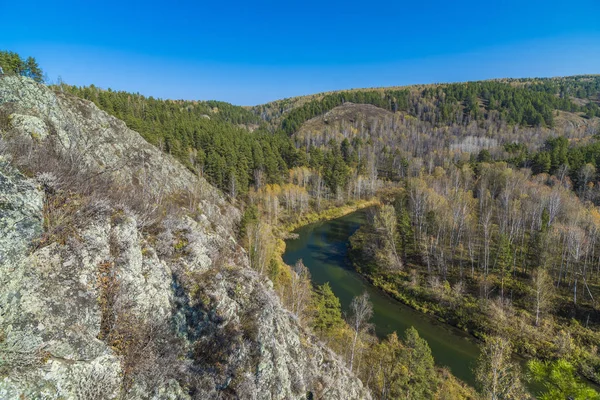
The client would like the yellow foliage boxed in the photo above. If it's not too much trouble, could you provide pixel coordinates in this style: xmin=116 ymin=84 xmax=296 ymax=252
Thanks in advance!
xmin=589 ymin=207 xmax=600 ymax=227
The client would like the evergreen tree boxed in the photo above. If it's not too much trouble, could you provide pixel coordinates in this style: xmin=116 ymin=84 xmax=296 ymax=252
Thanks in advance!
xmin=404 ymin=327 xmax=438 ymax=399
xmin=528 ymin=359 xmax=600 ymax=400
xmin=532 ymin=151 xmax=552 ymax=174
xmin=495 ymin=233 xmax=512 ymax=299
xmin=24 ymin=56 xmax=43 ymax=82
xmin=0 ymin=51 xmax=44 ymax=82
xmin=311 ymin=283 xmax=345 ymax=337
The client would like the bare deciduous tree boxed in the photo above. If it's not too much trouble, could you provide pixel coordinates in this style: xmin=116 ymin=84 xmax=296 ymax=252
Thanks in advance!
xmin=476 ymin=336 xmax=528 ymax=400
xmin=288 ymin=259 xmax=312 ymax=320
xmin=375 ymin=204 xmax=402 ymax=270
xmin=246 ymin=221 xmax=273 ymax=275
xmin=531 ymin=267 xmax=554 ymax=326
xmin=348 ymin=292 xmax=373 ymax=372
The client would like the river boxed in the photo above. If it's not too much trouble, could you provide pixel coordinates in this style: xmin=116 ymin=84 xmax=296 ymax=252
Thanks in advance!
xmin=282 ymin=209 xmax=481 ymax=386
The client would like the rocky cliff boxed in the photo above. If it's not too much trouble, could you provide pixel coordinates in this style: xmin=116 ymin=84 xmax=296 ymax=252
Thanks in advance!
xmin=0 ymin=76 xmax=370 ymax=399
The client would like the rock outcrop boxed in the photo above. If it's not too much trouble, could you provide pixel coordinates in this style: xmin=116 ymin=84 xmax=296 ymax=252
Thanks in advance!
xmin=0 ymin=77 xmax=370 ymax=399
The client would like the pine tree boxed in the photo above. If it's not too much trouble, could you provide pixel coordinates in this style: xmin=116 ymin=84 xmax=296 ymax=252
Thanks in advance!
xmin=311 ymin=283 xmax=344 ymax=337
xmin=24 ymin=57 xmax=43 ymax=82
xmin=528 ymin=359 xmax=600 ymax=400
xmin=404 ymin=327 xmax=438 ymax=399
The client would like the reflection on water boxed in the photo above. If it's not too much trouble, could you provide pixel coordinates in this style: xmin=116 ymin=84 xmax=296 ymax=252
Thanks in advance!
xmin=283 ymin=210 xmax=481 ymax=385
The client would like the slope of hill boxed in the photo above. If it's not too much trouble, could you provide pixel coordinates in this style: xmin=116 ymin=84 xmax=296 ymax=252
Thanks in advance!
xmin=0 ymin=76 xmax=371 ymax=399
xmin=295 ymin=102 xmax=397 ymax=144
xmin=253 ymin=75 xmax=600 ymax=133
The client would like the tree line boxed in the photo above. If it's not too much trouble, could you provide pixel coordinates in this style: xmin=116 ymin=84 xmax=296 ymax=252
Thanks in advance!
xmin=60 ymin=84 xmax=389 ymax=216
xmin=59 ymin=73 xmax=600 ymax=229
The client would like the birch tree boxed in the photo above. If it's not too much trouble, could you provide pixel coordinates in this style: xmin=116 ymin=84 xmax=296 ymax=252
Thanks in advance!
xmin=288 ymin=259 xmax=312 ymax=319
xmin=531 ymin=268 xmax=554 ymax=326
xmin=475 ymin=336 xmax=528 ymax=400
xmin=348 ymin=292 xmax=373 ymax=372
xmin=375 ymin=204 xmax=402 ymax=270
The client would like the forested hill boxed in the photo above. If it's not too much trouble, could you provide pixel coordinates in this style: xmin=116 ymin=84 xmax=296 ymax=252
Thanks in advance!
xmin=64 ymin=86 xmax=261 ymax=126
xmin=60 ymin=84 xmax=297 ymax=196
xmin=254 ymin=75 xmax=600 ymax=132
xmin=58 ymin=75 xmax=600 ymax=201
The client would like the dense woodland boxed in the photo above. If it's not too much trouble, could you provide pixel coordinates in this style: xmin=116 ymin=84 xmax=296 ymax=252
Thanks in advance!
xmin=5 ymin=50 xmax=600 ymax=398
xmin=256 ymin=77 xmax=600 ymax=130
xmin=61 ymin=76 xmax=600 ymax=209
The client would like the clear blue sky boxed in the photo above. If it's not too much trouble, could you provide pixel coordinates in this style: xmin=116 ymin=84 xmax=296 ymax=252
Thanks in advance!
xmin=2 ymin=0 xmax=599 ymax=105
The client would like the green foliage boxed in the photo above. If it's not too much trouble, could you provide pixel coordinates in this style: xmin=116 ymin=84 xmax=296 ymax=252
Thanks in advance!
xmin=403 ymin=327 xmax=438 ymax=399
xmin=546 ymin=137 xmax=570 ymax=171
xmin=367 ymin=328 xmax=440 ymax=400
xmin=504 ymin=142 xmax=529 ymax=167
xmin=61 ymin=84 xmax=301 ymax=194
xmin=322 ymin=144 xmax=351 ymax=194
xmin=526 ymin=209 xmax=550 ymax=271
xmin=477 ymin=149 xmax=493 ymax=163
xmin=528 ymin=359 xmax=600 ymax=400
xmin=584 ymin=102 xmax=600 ymax=119
xmin=532 ymin=151 xmax=552 ymax=174
xmin=311 ymin=283 xmax=345 ymax=336
xmin=516 ymin=136 xmax=600 ymax=192
xmin=280 ymin=89 xmax=410 ymax=135
xmin=349 ymin=179 xmax=600 ymax=389
xmin=59 ymin=84 xmax=371 ymax=198
xmin=428 ymin=79 xmax=581 ymax=127
xmin=269 ymin=77 xmax=600 ymax=148
xmin=239 ymin=204 xmax=258 ymax=239
xmin=0 ymin=50 xmax=44 ymax=82
xmin=495 ymin=233 xmax=512 ymax=295
xmin=369 ymin=332 xmax=407 ymax=399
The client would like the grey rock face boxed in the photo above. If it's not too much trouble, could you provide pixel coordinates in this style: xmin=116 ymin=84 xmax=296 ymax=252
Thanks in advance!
xmin=0 ymin=159 xmax=43 ymax=265
xmin=0 ymin=76 xmax=227 ymax=207
xmin=0 ymin=77 xmax=370 ymax=399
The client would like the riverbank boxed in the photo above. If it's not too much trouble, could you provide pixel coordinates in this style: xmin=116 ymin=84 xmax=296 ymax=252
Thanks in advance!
xmin=278 ymin=203 xmax=600 ymax=396
xmin=279 ymin=198 xmax=380 ymax=233
xmin=269 ymin=198 xmax=381 ymax=303
xmin=352 ymin=258 xmax=600 ymax=393
xmin=348 ymin=216 xmax=600 ymax=388
xmin=273 ymin=198 xmax=380 ymax=272
xmin=281 ymin=210 xmax=481 ymax=391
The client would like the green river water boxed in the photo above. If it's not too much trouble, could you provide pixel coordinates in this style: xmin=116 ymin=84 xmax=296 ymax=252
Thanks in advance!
xmin=283 ymin=209 xmax=481 ymax=386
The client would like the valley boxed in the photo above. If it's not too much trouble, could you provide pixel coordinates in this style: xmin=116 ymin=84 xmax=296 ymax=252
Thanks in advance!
xmin=1 ymin=50 xmax=600 ymax=399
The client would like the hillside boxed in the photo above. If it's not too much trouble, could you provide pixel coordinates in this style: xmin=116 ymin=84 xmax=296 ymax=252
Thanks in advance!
xmin=253 ymin=75 xmax=600 ymax=131
xmin=57 ymin=75 xmax=600 ymax=204
xmin=3 ymin=53 xmax=600 ymax=399
xmin=0 ymin=76 xmax=371 ymax=399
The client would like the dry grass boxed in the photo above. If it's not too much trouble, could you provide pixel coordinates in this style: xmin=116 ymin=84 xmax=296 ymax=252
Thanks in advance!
xmin=2 ymin=124 xmax=208 ymax=242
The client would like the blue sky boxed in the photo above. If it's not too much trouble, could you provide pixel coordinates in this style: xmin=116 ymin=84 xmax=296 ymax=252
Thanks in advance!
xmin=2 ymin=0 xmax=600 ymax=105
